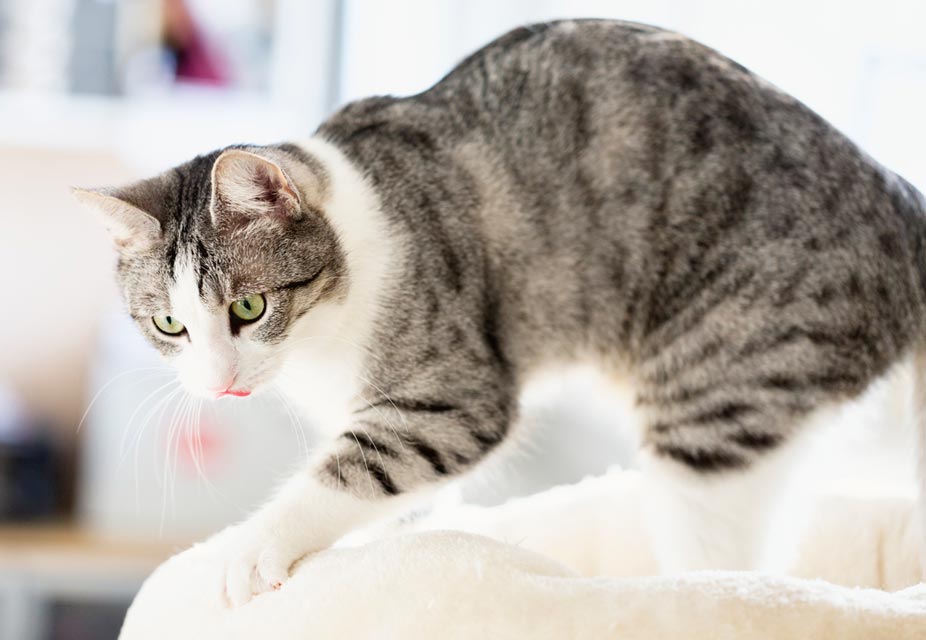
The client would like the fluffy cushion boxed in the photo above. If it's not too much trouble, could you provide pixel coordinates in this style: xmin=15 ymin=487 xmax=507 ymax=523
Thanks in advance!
xmin=120 ymin=471 xmax=926 ymax=639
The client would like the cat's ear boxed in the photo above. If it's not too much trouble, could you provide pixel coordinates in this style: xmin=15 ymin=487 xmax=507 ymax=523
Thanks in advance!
xmin=210 ymin=149 xmax=305 ymax=228
xmin=72 ymin=180 xmax=166 ymax=254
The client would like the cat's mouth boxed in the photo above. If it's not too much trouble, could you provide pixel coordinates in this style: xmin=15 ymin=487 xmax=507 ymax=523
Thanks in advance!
xmin=209 ymin=377 xmax=253 ymax=399
xmin=215 ymin=388 xmax=252 ymax=399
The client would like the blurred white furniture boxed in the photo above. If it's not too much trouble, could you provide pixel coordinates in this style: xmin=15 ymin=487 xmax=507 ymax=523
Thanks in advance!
xmin=0 ymin=524 xmax=184 ymax=640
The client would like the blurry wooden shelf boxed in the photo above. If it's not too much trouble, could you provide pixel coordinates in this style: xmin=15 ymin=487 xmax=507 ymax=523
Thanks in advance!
xmin=0 ymin=522 xmax=191 ymax=584
xmin=0 ymin=522 xmax=192 ymax=639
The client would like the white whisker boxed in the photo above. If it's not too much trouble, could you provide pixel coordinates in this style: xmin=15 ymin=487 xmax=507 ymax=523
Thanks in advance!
xmin=77 ymin=367 xmax=174 ymax=434
xmin=272 ymin=386 xmax=311 ymax=464
xmin=120 ymin=379 xmax=183 ymax=461
xmin=160 ymin=389 xmax=191 ymax=534
xmin=132 ymin=385 xmax=184 ymax=513
xmin=355 ymin=423 xmax=389 ymax=472
xmin=353 ymin=372 xmax=412 ymax=447
xmin=347 ymin=430 xmax=376 ymax=495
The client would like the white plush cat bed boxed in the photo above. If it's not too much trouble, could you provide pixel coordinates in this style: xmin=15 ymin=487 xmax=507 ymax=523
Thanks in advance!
xmin=120 ymin=470 xmax=926 ymax=639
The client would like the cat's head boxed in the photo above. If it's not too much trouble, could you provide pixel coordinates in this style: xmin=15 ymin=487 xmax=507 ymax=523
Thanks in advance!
xmin=74 ymin=144 xmax=350 ymax=399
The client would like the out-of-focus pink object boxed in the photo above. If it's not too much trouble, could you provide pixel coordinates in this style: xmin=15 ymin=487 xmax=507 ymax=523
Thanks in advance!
xmin=163 ymin=0 xmax=230 ymax=86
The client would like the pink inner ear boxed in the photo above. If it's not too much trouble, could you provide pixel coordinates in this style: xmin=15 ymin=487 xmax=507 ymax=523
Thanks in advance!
xmin=254 ymin=164 xmax=299 ymax=213
xmin=213 ymin=151 xmax=303 ymax=225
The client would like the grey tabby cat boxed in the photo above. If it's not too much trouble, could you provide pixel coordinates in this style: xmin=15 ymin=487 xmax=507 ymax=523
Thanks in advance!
xmin=75 ymin=19 xmax=926 ymax=605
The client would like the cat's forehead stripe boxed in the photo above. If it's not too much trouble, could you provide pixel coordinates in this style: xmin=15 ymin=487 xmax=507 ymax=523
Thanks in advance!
xmin=194 ymin=237 xmax=210 ymax=298
xmin=157 ymin=155 xmax=219 ymax=284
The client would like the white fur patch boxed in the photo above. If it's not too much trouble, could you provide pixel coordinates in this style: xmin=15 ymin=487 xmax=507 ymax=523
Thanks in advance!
xmin=913 ymin=347 xmax=926 ymax=579
xmin=169 ymin=258 xmax=240 ymax=393
xmin=271 ymin=136 xmax=403 ymax=429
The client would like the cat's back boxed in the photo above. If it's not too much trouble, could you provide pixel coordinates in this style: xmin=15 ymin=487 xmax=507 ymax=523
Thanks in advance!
xmin=443 ymin=19 xmax=926 ymax=281
xmin=323 ymin=18 xmax=912 ymax=223
xmin=319 ymin=19 xmax=926 ymax=371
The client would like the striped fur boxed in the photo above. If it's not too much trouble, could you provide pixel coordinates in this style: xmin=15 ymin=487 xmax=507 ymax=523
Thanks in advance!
xmin=79 ymin=20 xmax=926 ymax=599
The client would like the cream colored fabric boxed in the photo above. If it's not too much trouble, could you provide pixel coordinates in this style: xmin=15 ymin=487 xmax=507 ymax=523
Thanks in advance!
xmin=120 ymin=471 xmax=926 ymax=639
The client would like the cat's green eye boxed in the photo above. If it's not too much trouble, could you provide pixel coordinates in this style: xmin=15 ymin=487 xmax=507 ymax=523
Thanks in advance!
xmin=152 ymin=315 xmax=185 ymax=336
xmin=230 ymin=294 xmax=266 ymax=323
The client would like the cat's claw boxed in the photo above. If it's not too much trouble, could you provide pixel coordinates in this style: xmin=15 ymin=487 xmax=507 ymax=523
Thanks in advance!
xmin=222 ymin=529 xmax=302 ymax=607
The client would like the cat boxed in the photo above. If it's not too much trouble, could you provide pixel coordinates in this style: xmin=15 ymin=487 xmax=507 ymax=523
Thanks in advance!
xmin=75 ymin=19 xmax=926 ymax=606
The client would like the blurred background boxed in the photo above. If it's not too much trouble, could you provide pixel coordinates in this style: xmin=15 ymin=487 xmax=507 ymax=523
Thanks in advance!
xmin=0 ymin=0 xmax=924 ymax=637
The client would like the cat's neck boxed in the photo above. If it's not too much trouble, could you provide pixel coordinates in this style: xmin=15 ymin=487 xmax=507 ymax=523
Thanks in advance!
xmin=275 ymin=137 xmax=402 ymax=428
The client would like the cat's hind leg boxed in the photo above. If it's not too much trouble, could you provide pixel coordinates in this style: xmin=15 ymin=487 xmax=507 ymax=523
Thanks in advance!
xmin=634 ymin=357 xmax=845 ymax=573
xmin=639 ymin=423 xmax=821 ymax=573
xmin=630 ymin=264 xmax=905 ymax=573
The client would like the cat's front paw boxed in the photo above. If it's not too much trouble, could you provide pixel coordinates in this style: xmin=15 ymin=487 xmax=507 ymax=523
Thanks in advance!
xmin=221 ymin=523 xmax=315 ymax=607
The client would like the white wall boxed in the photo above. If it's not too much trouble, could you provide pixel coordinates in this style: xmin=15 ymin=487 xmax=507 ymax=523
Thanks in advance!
xmin=0 ymin=0 xmax=921 ymax=525
xmin=339 ymin=0 xmax=926 ymax=189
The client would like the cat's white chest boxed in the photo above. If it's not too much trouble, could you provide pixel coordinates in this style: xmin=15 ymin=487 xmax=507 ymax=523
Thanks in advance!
xmin=275 ymin=344 xmax=361 ymax=434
